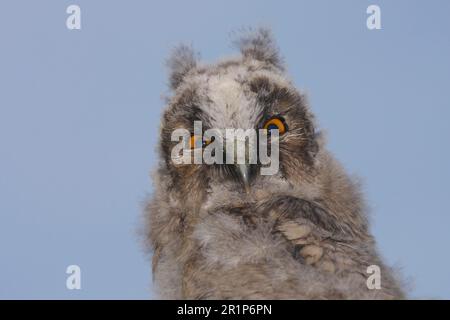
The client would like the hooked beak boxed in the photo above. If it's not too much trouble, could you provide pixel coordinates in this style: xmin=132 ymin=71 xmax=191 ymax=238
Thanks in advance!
xmin=237 ymin=164 xmax=251 ymax=193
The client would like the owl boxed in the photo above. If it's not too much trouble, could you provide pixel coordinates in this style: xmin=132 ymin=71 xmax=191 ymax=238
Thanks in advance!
xmin=145 ymin=28 xmax=404 ymax=299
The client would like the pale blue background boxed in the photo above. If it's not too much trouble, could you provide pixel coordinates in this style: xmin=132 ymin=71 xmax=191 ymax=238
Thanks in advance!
xmin=1 ymin=0 xmax=449 ymax=299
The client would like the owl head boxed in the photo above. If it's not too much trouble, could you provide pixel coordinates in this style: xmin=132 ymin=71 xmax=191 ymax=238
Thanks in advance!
xmin=158 ymin=28 xmax=321 ymax=206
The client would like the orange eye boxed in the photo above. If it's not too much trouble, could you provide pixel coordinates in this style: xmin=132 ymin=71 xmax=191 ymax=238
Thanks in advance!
xmin=203 ymin=137 xmax=214 ymax=147
xmin=189 ymin=135 xmax=213 ymax=149
xmin=189 ymin=135 xmax=202 ymax=149
xmin=263 ymin=117 xmax=287 ymax=135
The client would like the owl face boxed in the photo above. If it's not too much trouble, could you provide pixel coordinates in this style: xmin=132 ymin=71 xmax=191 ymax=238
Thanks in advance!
xmin=159 ymin=29 xmax=319 ymax=199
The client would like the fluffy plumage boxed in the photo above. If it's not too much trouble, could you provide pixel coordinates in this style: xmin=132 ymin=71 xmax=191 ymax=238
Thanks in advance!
xmin=145 ymin=28 xmax=404 ymax=299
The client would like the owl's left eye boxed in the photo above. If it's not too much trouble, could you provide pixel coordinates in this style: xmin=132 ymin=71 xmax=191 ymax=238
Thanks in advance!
xmin=263 ymin=117 xmax=287 ymax=135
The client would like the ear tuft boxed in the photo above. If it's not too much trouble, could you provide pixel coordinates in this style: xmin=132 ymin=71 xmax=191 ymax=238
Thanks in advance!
xmin=232 ymin=27 xmax=283 ymax=70
xmin=166 ymin=44 xmax=198 ymax=90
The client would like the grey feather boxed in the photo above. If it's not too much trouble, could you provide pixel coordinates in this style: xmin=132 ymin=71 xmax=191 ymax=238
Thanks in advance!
xmin=232 ymin=27 xmax=284 ymax=70
xmin=167 ymin=44 xmax=198 ymax=90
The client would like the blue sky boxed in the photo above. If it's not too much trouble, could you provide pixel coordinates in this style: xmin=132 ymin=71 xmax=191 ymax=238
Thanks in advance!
xmin=1 ymin=0 xmax=449 ymax=299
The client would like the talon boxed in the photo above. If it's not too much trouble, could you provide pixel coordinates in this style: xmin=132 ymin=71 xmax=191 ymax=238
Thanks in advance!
xmin=300 ymin=245 xmax=323 ymax=264
xmin=319 ymin=260 xmax=336 ymax=273
xmin=294 ymin=238 xmax=309 ymax=245
xmin=277 ymin=222 xmax=311 ymax=240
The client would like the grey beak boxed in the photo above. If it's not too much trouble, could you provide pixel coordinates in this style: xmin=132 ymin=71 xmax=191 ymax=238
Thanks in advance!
xmin=237 ymin=164 xmax=251 ymax=193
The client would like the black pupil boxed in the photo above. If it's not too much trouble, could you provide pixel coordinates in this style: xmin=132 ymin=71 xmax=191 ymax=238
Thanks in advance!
xmin=202 ymin=136 xmax=215 ymax=147
xmin=267 ymin=123 xmax=279 ymax=131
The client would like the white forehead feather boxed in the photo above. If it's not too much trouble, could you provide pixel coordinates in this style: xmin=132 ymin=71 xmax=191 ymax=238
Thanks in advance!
xmin=196 ymin=65 xmax=261 ymax=130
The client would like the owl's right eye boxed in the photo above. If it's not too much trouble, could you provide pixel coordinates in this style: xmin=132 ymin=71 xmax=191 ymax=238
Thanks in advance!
xmin=189 ymin=135 xmax=213 ymax=149
xmin=189 ymin=135 xmax=202 ymax=149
